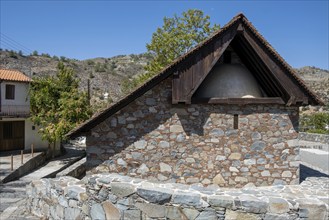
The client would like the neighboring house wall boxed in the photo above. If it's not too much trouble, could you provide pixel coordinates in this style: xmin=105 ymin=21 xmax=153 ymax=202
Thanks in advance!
xmin=0 ymin=80 xmax=49 ymax=151
xmin=0 ymin=81 xmax=30 ymax=113
xmin=86 ymin=78 xmax=300 ymax=187
xmin=25 ymin=119 xmax=49 ymax=150
xmin=0 ymin=118 xmax=49 ymax=150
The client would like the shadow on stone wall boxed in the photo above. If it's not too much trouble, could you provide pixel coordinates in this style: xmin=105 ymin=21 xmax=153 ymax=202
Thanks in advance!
xmin=177 ymin=106 xmax=299 ymax=137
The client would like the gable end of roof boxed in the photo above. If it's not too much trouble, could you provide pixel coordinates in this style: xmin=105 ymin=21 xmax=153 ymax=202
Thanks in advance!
xmin=67 ymin=13 xmax=324 ymax=138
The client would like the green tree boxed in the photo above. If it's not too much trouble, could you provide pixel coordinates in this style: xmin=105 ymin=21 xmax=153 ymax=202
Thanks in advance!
xmin=29 ymin=62 xmax=92 ymax=156
xmin=60 ymin=56 xmax=67 ymax=62
xmin=32 ymin=50 xmax=38 ymax=56
xmin=124 ymin=9 xmax=220 ymax=93
xmin=145 ymin=9 xmax=219 ymax=74
xmin=300 ymin=112 xmax=329 ymax=134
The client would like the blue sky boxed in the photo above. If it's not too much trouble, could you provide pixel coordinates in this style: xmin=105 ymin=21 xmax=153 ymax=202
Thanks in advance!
xmin=0 ymin=1 xmax=328 ymax=69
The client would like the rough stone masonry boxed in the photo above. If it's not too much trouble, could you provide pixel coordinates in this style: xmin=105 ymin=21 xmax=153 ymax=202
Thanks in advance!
xmin=86 ymin=78 xmax=300 ymax=187
xmin=26 ymin=174 xmax=329 ymax=220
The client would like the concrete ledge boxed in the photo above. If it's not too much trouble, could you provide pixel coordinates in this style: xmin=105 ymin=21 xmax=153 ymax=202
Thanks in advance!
xmin=56 ymin=157 xmax=86 ymax=179
xmin=43 ymin=155 xmax=85 ymax=179
xmin=300 ymin=148 xmax=329 ymax=175
xmin=1 ymin=152 xmax=47 ymax=183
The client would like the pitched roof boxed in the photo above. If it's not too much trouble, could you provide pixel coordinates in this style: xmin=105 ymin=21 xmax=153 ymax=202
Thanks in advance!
xmin=0 ymin=69 xmax=32 ymax=82
xmin=67 ymin=13 xmax=324 ymax=138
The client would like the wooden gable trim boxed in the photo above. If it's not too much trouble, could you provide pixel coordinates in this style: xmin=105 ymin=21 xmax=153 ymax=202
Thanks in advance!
xmin=241 ymin=28 xmax=307 ymax=105
xmin=172 ymin=22 xmax=240 ymax=104
xmin=239 ymin=17 xmax=323 ymax=105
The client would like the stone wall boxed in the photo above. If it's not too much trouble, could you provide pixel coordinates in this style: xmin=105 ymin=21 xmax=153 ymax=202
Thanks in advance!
xmin=86 ymin=78 xmax=300 ymax=187
xmin=26 ymin=174 xmax=329 ymax=220
xmin=299 ymin=132 xmax=329 ymax=144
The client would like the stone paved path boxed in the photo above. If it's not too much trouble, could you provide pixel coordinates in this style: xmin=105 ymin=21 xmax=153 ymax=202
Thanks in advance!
xmin=0 ymin=146 xmax=85 ymax=219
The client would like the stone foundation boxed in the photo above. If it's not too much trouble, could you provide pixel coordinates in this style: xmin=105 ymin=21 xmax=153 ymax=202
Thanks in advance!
xmin=86 ymin=78 xmax=300 ymax=187
xmin=26 ymin=174 xmax=329 ymax=220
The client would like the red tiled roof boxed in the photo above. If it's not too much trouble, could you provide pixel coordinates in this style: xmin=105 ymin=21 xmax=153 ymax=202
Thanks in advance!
xmin=0 ymin=69 xmax=32 ymax=82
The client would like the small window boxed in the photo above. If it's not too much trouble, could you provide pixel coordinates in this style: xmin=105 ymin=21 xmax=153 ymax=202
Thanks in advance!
xmin=32 ymin=126 xmax=35 ymax=130
xmin=234 ymin=114 xmax=239 ymax=129
xmin=5 ymin=84 xmax=15 ymax=100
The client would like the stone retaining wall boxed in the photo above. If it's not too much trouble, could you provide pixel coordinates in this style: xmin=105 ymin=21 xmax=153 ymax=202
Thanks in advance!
xmin=27 ymin=174 xmax=329 ymax=220
xmin=299 ymin=132 xmax=329 ymax=144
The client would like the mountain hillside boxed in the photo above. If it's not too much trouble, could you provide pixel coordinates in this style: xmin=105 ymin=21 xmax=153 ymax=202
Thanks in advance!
xmin=1 ymin=50 xmax=328 ymax=113
xmin=295 ymin=66 xmax=329 ymax=105
xmin=0 ymin=50 xmax=152 ymax=110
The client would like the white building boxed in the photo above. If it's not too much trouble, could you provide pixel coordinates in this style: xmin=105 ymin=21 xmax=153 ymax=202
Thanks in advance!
xmin=0 ymin=69 xmax=48 ymax=151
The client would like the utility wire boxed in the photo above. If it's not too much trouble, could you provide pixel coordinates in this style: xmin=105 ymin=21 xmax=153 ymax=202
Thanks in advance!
xmin=0 ymin=39 xmax=30 ymax=55
xmin=0 ymin=33 xmax=33 ymax=53
xmin=0 ymin=40 xmax=24 ymax=53
xmin=0 ymin=33 xmax=33 ymax=77
xmin=0 ymin=33 xmax=33 ymax=55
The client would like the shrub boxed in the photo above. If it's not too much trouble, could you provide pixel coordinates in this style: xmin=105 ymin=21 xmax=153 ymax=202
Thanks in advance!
xmin=86 ymin=60 xmax=95 ymax=66
xmin=60 ymin=56 xmax=67 ymax=62
xmin=95 ymin=62 xmax=107 ymax=72
xmin=9 ymin=50 xmax=18 ymax=59
xmin=42 ymin=53 xmax=51 ymax=58
xmin=300 ymin=112 xmax=329 ymax=134
xmin=110 ymin=61 xmax=117 ymax=70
